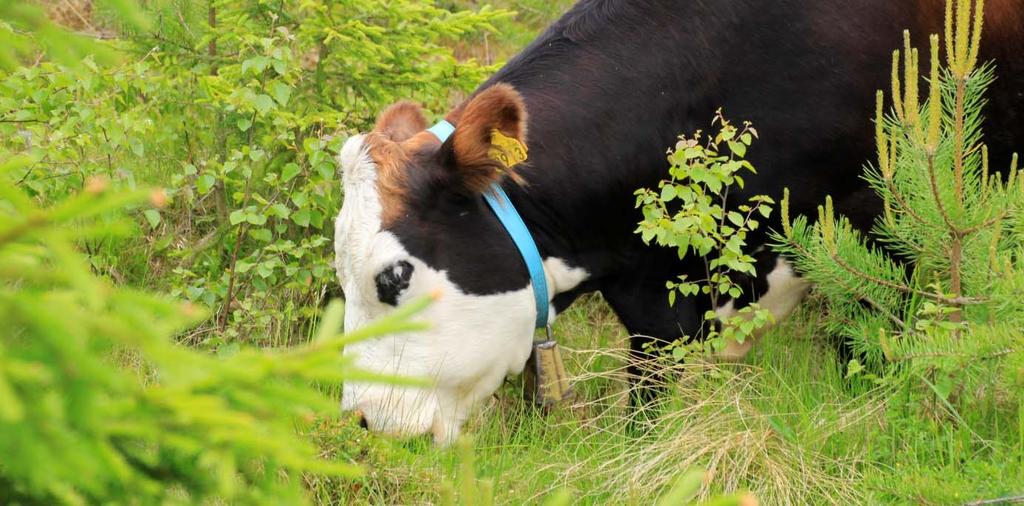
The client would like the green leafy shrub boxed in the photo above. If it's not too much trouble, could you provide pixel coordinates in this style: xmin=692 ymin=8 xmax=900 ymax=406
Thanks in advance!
xmin=635 ymin=111 xmax=775 ymax=358
xmin=1 ymin=1 xmax=508 ymax=345
xmin=445 ymin=0 xmax=577 ymax=63
xmin=0 ymin=2 xmax=134 ymax=71
xmin=133 ymin=1 xmax=507 ymax=343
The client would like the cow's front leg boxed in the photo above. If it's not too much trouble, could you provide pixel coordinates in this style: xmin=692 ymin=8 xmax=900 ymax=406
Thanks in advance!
xmin=713 ymin=253 xmax=810 ymax=361
xmin=601 ymin=265 xmax=704 ymax=407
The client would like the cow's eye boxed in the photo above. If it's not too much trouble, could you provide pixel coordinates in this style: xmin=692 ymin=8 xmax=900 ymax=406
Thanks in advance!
xmin=374 ymin=260 xmax=414 ymax=306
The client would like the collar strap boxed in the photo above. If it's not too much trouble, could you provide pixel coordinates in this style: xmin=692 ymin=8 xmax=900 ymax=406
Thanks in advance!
xmin=482 ymin=185 xmax=550 ymax=328
xmin=426 ymin=120 xmax=456 ymax=143
xmin=427 ymin=120 xmax=549 ymax=328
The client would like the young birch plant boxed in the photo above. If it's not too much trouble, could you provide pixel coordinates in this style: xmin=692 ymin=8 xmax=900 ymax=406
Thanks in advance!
xmin=636 ymin=111 xmax=775 ymax=359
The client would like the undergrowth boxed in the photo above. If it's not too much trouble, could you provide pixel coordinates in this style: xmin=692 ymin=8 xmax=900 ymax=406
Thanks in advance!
xmin=318 ymin=296 xmax=867 ymax=505
xmin=326 ymin=294 xmax=1021 ymax=505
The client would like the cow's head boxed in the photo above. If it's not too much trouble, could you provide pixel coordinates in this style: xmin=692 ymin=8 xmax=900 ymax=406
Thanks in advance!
xmin=334 ymin=84 xmax=585 ymax=443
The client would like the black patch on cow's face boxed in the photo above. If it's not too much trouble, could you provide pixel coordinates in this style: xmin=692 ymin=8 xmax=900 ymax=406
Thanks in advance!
xmin=375 ymin=260 xmax=414 ymax=306
xmin=370 ymin=139 xmax=535 ymax=298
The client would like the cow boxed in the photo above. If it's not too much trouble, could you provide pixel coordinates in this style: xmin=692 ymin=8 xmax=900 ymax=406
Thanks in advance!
xmin=333 ymin=0 xmax=1024 ymax=443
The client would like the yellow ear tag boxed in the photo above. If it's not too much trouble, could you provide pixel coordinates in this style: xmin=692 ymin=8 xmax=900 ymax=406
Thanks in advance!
xmin=488 ymin=129 xmax=528 ymax=168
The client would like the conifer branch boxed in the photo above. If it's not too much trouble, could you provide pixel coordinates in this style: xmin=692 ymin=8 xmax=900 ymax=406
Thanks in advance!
xmin=883 ymin=176 xmax=932 ymax=228
xmin=773 ymin=234 xmax=907 ymax=330
xmin=902 ymin=32 xmax=921 ymax=133
xmin=926 ymin=154 xmax=959 ymax=232
xmin=0 ymin=215 xmax=46 ymax=246
xmin=967 ymin=0 xmax=985 ymax=74
xmin=980 ymin=145 xmax=990 ymax=198
xmin=987 ymin=218 xmax=1002 ymax=272
xmin=839 ymin=280 xmax=908 ymax=331
xmin=826 ymin=245 xmax=979 ymax=306
xmin=954 ymin=0 xmax=972 ymax=76
xmin=952 ymin=79 xmax=968 ymax=203
xmin=891 ymin=51 xmax=905 ymax=122
xmin=959 ymin=209 xmax=1009 ymax=236
xmin=890 ymin=347 xmax=1012 ymax=363
xmin=926 ymin=36 xmax=943 ymax=151
xmin=944 ymin=0 xmax=956 ymax=70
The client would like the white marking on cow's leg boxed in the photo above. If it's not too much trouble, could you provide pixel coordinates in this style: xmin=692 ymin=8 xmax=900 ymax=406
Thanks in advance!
xmin=716 ymin=258 xmax=809 ymax=361
xmin=543 ymin=257 xmax=589 ymax=323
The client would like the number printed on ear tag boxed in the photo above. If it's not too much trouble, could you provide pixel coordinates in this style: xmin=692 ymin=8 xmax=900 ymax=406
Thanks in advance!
xmin=488 ymin=129 xmax=528 ymax=168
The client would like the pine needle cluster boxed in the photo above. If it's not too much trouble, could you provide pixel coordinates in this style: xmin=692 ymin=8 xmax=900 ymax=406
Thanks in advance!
xmin=0 ymin=164 xmax=429 ymax=503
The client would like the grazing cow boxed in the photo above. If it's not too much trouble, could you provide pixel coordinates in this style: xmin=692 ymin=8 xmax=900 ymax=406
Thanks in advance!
xmin=334 ymin=0 xmax=1023 ymax=443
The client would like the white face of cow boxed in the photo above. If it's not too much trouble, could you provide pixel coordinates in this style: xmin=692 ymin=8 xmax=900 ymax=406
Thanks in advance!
xmin=334 ymin=85 xmax=587 ymax=444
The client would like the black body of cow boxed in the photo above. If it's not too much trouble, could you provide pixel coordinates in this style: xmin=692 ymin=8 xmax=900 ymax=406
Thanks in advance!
xmin=388 ymin=1 xmax=1023 ymax=361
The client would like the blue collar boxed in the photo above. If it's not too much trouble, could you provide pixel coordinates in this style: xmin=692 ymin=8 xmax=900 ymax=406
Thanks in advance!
xmin=428 ymin=120 xmax=549 ymax=328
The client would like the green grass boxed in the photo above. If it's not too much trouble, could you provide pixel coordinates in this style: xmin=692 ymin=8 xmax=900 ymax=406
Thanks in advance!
xmin=313 ymin=294 xmax=1023 ymax=505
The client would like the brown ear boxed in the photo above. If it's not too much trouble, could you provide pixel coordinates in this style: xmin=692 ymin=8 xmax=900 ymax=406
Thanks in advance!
xmin=450 ymin=83 xmax=528 ymax=193
xmin=374 ymin=101 xmax=429 ymax=142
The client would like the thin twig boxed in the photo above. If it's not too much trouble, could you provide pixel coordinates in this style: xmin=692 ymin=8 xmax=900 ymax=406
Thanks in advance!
xmin=890 ymin=348 xmax=1013 ymax=363
xmin=964 ymin=494 xmax=1024 ymax=506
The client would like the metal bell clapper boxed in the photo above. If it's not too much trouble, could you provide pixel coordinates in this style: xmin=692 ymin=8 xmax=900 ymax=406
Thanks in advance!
xmin=523 ymin=325 xmax=574 ymax=407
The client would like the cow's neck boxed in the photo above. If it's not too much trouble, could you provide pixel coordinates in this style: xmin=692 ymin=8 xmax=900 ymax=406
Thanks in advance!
xmin=450 ymin=1 xmax=722 ymax=302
